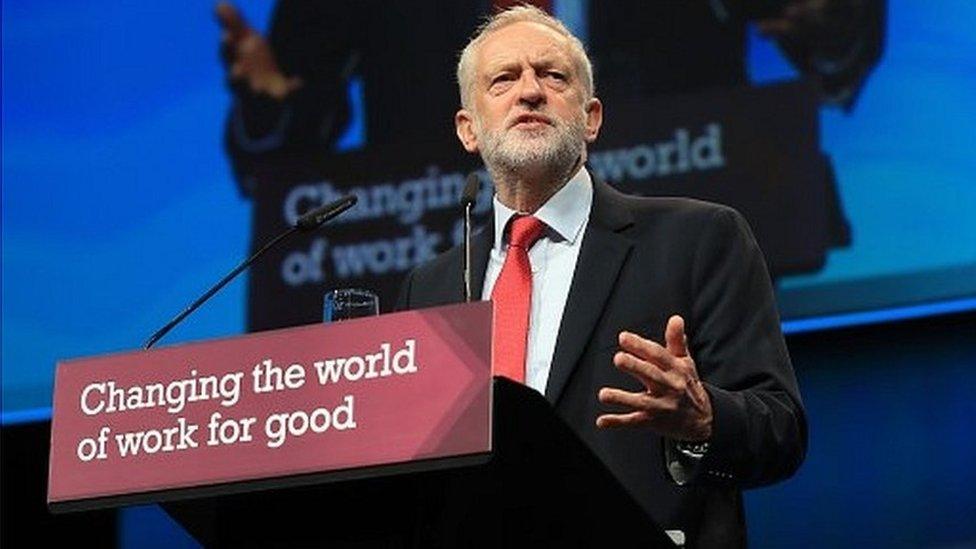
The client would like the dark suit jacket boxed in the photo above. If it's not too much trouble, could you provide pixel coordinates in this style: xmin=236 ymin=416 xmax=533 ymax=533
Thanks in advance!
xmin=397 ymin=177 xmax=807 ymax=547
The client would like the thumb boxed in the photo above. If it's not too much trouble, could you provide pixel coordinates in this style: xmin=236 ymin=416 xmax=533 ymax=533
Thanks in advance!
xmin=665 ymin=315 xmax=688 ymax=358
xmin=215 ymin=2 xmax=249 ymax=40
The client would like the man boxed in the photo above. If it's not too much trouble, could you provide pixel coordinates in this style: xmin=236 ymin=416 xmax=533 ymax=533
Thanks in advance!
xmin=397 ymin=7 xmax=806 ymax=546
xmin=215 ymin=0 xmax=483 ymax=196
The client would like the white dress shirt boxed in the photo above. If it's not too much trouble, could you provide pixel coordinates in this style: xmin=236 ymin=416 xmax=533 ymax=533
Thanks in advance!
xmin=481 ymin=167 xmax=593 ymax=395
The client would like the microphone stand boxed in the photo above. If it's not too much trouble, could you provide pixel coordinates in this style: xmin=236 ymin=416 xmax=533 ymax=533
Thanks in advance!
xmin=143 ymin=227 xmax=297 ymax=350
xmin=464 ymin=199 xmax=473 ymax=302
xmin=460 ymin=174 xmax=480 ymax=302
xmin=144 ymin=195 xmax=357 ymax=350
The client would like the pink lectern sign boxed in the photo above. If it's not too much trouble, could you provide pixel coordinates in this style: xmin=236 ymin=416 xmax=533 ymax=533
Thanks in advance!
xmin=48 ymin=302 xmax=492 ymax=510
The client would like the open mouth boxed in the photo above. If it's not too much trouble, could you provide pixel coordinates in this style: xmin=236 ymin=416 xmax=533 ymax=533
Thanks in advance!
xmin=510 ymin=113 xmax=553 ymax=129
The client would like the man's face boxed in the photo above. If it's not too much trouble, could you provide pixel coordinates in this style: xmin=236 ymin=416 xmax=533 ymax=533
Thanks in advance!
xmin=456 ymin=22 xmax=602 ymax=173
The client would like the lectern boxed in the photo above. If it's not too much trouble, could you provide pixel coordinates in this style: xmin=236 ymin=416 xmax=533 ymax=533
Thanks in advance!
xmin=48 ymin=303 xmax=672 ymax=547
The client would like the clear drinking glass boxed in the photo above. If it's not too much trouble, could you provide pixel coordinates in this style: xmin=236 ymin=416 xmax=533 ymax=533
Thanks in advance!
xmin=323 ymin=288 xmax=379 ymax=322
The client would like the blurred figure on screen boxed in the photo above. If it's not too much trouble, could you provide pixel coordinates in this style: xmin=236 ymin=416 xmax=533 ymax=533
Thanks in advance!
xmin=215 ymin=1 xmax=483 ymax=196
xmin=216 ymin=0 xmax=883 ymax=200
xmin=585 ymin=0 xmax=884 ymax=254
xmin=588 ymin=0 xmax=885 ymax=109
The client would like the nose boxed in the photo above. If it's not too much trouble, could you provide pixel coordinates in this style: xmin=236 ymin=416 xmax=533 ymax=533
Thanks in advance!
xmin=516 ymin=69 xmax=545 ymax=107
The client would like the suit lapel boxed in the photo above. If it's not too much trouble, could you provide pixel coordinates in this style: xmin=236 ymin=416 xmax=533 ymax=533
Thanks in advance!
xmin=470 ymin=222 xmax=493 ymax=300
xmin=544 ymin=178 xmax=635 ymax=405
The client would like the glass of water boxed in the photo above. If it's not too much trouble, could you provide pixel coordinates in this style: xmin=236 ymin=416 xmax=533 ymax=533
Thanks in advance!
xmin=323 ymin=288 xmax=379 ymax=322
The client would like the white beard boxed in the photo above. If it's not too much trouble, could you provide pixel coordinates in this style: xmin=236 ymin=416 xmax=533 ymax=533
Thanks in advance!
xmin=476 ymin=107 xmax=586 ymax=179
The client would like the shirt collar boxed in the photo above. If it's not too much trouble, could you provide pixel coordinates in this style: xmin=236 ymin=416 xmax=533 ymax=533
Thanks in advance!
xmin=492 ymin=166 xmax=593 ymax=250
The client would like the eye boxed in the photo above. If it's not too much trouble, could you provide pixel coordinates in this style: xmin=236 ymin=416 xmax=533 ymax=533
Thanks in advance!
xmin=491 ymin=72 xmax=516 ymax=84
xmin=545 ymin=70 xmax=567 ymax=81
xmin=489 ymin=72 xmax=517 ymax=94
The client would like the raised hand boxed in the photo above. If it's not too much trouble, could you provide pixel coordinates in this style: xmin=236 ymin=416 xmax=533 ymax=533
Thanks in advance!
xmin=755 ymin=0 xmax=852 ymax=44
xmin=596 ymin=315 xmax=713 ymax=442
xmin=215 ymin=2 xmax=302 ymax=100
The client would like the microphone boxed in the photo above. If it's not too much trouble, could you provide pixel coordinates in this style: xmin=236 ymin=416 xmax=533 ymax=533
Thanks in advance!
xmin=296 ymin=195 xmax=358 ymax=232
xmin=460 ymin=174 xmax=479 ymax=302
xmin=143 ymin=194 xmax=358 ymax=350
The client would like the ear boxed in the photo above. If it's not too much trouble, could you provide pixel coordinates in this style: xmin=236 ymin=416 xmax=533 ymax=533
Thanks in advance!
xmin=455 ymin=109 xmax=479 ymax=153
xmin=583 ymin=97 xmax=603 ymax=143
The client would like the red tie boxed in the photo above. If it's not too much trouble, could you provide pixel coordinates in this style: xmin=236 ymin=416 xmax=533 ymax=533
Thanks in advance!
xmin=492 ymin=215 xmax=547 ymax=383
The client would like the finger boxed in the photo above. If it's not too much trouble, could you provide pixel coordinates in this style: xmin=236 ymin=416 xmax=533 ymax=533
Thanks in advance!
xmin=613 ymin=351 xmax=682 ymax=392
xmin=793 ymin=0 xmax=831 ymax=29
xmin=618 ymin=331 xmax=678 ymax=371
xmin=597 ymin=387 xmax=652 ymax=410
xmin=598 ymin=387 xmax=666 ymax=410
xmin=784 ymin=0 xmax=824 ymax=20
xmin=215 ymin=2 xmax=249 ymax=39
xmin=239 ymin=34 xmax=262 ymax=55
xmin=284 ymin=76 xmax=304 ymax=94
xmin=755 ymin=18 xmax=793 ymax=36
xmin=665 ymin=315 xmax=688 ymax=358
xmin=596 ymin=411 xmax=650 ymax=429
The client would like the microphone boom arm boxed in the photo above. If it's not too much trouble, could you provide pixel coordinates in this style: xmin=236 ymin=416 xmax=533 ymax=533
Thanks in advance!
xmin=143 ymin=226 xmax=298 ymax=350
xmin=143 ymin=195 xmax=357 ymax=350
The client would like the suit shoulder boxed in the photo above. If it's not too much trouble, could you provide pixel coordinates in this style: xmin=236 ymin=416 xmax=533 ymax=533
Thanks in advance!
xmin=607 ymin=187 xmax=743 ymax=227
xmin=410 ymin=240 xmax=462 ymax=279
xmin=396 ymin=238 xmax=466 ymax=311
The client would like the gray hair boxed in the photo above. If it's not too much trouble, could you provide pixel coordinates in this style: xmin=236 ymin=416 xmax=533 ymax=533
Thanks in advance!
xmin=456 ymin=5 xmax=594 ymax=109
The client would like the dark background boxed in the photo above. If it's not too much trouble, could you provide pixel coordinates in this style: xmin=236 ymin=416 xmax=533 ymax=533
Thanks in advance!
xmin=2 ymin=1 xmax=975 ymax=546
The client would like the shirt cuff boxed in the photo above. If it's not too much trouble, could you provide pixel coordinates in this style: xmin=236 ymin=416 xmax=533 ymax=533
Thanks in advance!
xmin=664 ymin=438 xmax=709 ymax=485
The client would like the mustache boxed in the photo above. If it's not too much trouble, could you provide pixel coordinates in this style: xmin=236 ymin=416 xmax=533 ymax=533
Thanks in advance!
xmin=506 ymin=110 xmax=555 ymax=128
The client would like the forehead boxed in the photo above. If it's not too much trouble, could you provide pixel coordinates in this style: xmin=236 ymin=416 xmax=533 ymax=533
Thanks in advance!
xmin=476 ymin=21 xmax=574 ymax=73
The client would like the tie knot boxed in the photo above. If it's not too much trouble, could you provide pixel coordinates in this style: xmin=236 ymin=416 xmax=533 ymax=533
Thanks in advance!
xmin=507 ymin=215 xmax=547 ymax=249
